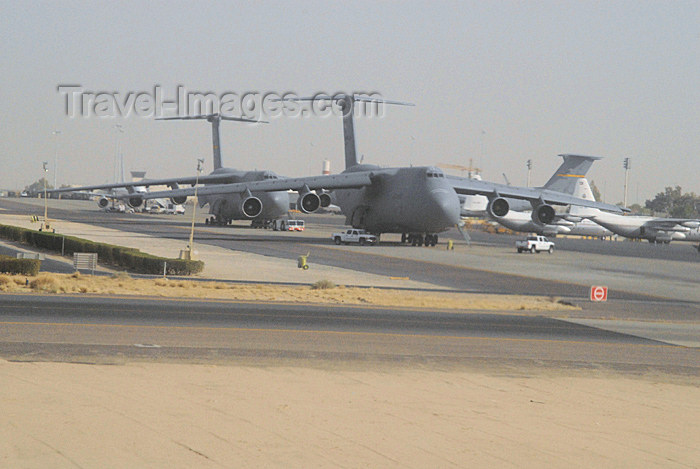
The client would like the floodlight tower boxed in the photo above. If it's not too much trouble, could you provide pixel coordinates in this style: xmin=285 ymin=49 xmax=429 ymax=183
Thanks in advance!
xmin=623 ymin=157 xmax=631 ymax=208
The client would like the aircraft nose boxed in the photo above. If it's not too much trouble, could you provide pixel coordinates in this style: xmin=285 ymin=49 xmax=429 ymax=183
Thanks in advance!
xmin=260 ymin=191 xmax=290 ymax=218
xmin=429 ymin=189 xmax=461 ymax=229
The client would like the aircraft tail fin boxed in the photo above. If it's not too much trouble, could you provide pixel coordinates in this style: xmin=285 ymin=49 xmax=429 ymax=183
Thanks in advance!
xmin=156 ymin=114 xmax=264 ymax=170
xmin=275 ymin=95 xmax=413 ymax=170
xmin=572 ymin=178 xmax=596 ymax=201
xmin=542 ymin=154 xmax=603 ymax=194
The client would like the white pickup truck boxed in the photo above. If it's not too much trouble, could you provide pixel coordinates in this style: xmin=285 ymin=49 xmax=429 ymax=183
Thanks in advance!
xmin=516 ymin=236 xmax=555 ymax=254
xmin=332 ymin=229 xmax=378 ymax=246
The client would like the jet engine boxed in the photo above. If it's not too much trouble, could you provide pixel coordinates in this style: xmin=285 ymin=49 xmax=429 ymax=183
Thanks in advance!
xmin=127 ymin=196 xmax=143 ymax=209
xmin=97 ymin=197 xmax=109 ymax=209
xmin=297 ymin=191 xmax=321 ymax=214
xmin=317 ymin=191 xmax=332 ymax=208
xmin=241 ymin=196 xmax=263 ymax=218
xmin=532 ymin=204 xmax=556 ymax=225
xmin=170 ymin=196 xmax=188 ymax=205
xmin=487 ymin=197 xmax=509 ymax=218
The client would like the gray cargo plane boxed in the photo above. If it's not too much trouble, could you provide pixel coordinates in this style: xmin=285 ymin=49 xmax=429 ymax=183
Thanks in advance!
xmin=571 ymin=203 xmax=700 ymax=248
xmin=138 ymin=94 xmax=624 ymax=246
xmin=495 ymin=178 xmax=613 ymax=238
xmin=459 ymin=154 xmax=604 ymax=217
xmin=46 ymin=114 xmax=291 ymax=226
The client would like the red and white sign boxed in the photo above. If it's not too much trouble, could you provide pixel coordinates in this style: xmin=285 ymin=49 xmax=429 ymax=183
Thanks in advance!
xmin=590 ymin=286 xmax=608 ymax=302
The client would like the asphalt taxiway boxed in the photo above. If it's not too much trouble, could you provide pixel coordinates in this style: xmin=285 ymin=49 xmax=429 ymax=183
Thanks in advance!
xmin=1 ymin=294 xmax=697 ymax=374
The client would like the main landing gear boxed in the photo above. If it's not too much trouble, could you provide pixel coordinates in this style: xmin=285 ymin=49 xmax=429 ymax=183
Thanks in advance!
xmin=204 ymin=216 xmax=231 ymax=226
xmin=401 ymin=233 xmax=438 ymax=247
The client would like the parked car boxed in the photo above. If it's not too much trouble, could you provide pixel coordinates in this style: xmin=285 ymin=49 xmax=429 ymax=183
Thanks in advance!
xmin=516 ymin=236 xmax=555 ymax=254
xmin=332 ymin=229 xmax=378 ymax=246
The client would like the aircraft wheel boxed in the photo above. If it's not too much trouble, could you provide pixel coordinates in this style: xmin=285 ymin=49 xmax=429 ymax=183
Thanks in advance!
xmin=431 ymin=235 xmax=438 ymax=247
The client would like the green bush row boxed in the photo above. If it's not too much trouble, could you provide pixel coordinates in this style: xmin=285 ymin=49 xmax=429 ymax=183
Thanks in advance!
xmin=0 ymin=255 xmax=41 ymax=275
xmin=0 ymin=224 xmax=203 ymax=276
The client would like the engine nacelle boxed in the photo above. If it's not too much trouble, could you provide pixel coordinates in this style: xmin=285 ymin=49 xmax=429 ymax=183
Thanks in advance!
xmin=97 ymin=197 xmax=109 ymax=208
xmin=127 ymin=196 xmax=143 ymax=209
xmin=241 ymin=196 xmax=263 ymax=218
xmin=170 ymin=196 xmax=187 ymax=205
xmin=487 ymin=197 xmax=510 ymax=218
xmin=297 ymin=192 xmax=321 ymax=213
xmin=318 ymin=191 xmax=332 ymax=208
xmin=532 ymin=204 xmax=556 ymax=225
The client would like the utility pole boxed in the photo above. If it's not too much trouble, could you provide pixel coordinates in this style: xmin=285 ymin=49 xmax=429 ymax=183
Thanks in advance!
xmin=52 ymin=130 xmax=61 ymax=189
xmin=623 ymin=157 xmax=631 ymax=208
xmin=42 ymin=162 xmax=49 ymax=231
xmin=186 ymin=158 xmax=205 ymax=260
xmin=526 ymin=159 xmax=532 ymax=187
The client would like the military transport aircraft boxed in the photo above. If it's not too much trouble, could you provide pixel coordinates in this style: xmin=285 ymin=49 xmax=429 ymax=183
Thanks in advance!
xmin=459 ymin=154 xmax=605 ymax=217
xmin=46 ymin=114 xmax=292 ymax=226
xmin=494 ymin=177 xmax=614 ymax=239
xmin=571 ymin=203 xmax=700 ymax=248
xmin=136 ymin=94 xmax=624 ymax=246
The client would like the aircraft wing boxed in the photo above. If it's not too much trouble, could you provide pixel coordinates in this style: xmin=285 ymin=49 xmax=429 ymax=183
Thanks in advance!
xmin=448 ymin=176 xmax=625 ymax=212
xmin=44 ymin=173 xmax=236 ymax=195
xmin=140 ymin=172 xmax=375 ymax=200
xmin=64 ymin=190 xmax=132 ymax=200
xmin=643 ymin=218 xmax=700 ymax=230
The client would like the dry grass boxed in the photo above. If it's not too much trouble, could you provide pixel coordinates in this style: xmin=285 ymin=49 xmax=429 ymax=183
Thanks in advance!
xmin=0 ymin=273 xmax=579 ymax=312
xmin=311 ymin=279 xmax=336 ymax=290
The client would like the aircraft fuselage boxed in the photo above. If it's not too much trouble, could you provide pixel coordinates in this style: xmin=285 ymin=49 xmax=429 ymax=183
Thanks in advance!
xmin=333 ymin=165 xmax=461 ymax=235
xmin=199 ymin=167 xmax=288 ymax=221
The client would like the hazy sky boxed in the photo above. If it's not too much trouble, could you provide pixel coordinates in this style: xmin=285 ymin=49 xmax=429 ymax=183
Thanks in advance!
xmin=1 ymin=0 xmax=698 ymax=204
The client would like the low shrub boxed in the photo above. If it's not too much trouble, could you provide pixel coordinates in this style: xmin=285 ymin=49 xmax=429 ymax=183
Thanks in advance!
xmin=0 ymin=224 xmax=203 ymax=276
xmin=0 ymin=255 xmax=41 ymax=275
xmin=311 ymin=279 xmax=336 ymax=290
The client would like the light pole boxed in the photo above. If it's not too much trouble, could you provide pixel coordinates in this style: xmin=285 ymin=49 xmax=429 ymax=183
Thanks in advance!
xmin=113 ymin=124 xmax=124 ymax=183
xmin=42 ymin=162 xmax=49 ymax=231
xmin=52 ymin=130 xmax=61 ymax=189
xmin=186 ymin=158 xmax=205 ymax=260
xmin=623 ymin=157 xmax=631 ymax=209
xmin=526 ymin=159 xmax=532 ymax=187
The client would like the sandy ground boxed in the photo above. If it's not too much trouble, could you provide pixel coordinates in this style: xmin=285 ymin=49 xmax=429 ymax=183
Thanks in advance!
xmin=1 ymin=360 xmax=698 ymax=468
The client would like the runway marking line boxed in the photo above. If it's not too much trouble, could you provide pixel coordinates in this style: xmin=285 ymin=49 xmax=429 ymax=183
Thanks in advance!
xmin=0 ymin=320 xmax=683 ymax=350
